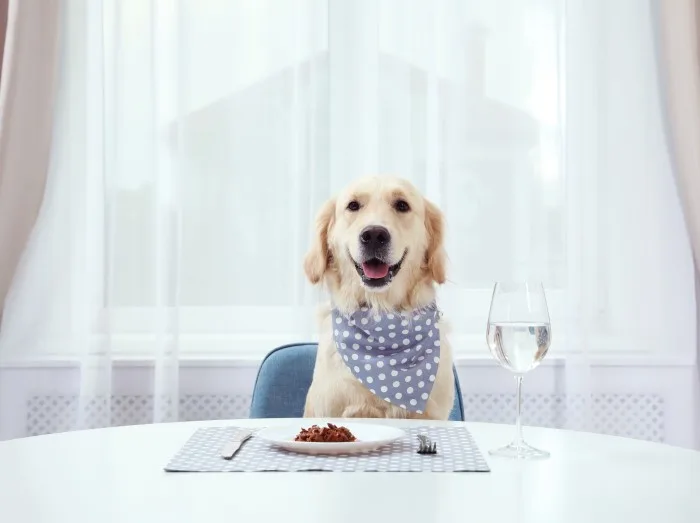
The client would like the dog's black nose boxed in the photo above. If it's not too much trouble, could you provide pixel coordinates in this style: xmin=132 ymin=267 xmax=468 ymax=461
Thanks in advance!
xmin=360 ymin=226 xmax=391 ymax=249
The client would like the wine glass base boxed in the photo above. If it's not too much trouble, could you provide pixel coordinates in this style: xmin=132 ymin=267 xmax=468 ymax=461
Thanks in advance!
xmin=488 ymin=441 xmax=550 ymax=460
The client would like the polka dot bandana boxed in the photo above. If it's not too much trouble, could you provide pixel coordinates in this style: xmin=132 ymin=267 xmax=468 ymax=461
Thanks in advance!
xmin=331 ymin=304 xmax=441 ymax=413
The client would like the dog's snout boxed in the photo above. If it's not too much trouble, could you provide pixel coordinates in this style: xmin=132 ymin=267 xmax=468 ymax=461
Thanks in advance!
xmin=360 ymin=226 xmax=391 ymax=250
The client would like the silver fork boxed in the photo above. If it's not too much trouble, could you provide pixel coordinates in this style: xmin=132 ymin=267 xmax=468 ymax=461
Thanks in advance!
xmin=220 ymin=429 xmax=254 ymax=460
xmin=417 ymin=434 xmax=437 ymax=455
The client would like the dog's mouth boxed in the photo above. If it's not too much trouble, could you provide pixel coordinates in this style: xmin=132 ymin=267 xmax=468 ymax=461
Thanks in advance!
xmin=350 ymin=249 xmax=408 ymax=288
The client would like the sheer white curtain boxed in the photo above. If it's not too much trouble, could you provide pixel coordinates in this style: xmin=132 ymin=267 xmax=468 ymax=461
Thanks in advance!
xmin=0 ymin=0 xmax=694 ymax=434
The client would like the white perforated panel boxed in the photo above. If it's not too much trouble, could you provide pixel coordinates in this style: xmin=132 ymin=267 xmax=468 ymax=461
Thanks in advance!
xmin=179 ymin=394 xmax=253 ymax=422
xmin=26 ymin=392 xmax=664 ymax=442
xmin=463 ymin=393 xmax=664 ymax=442
xmin=26 ymin=394 xmax=252 ymax=436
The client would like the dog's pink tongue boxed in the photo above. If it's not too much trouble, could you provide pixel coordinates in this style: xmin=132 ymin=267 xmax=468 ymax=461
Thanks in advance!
xmin=362 ymin=262 xmax=389 ymax=279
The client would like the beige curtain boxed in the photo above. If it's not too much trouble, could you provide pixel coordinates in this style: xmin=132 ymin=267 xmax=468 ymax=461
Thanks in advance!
xmin=0 ymin=0 xmax=7 ymax=83
xmin=656 ymin=1 xmax=700 ymax=449
xmin=0 ymin=0 xmax=62 ymax=318
xmin=656 ymin=0 xmax=700 ymax=264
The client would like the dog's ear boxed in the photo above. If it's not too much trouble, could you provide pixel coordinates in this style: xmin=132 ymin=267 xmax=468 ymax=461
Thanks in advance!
xmin=423 ymin=198 xmax=447 ymax=284
xmin=304 ymin=197 xmax=336 ymax=284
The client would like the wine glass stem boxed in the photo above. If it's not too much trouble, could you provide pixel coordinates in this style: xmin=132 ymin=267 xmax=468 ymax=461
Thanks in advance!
xmin=514 ymin=375 xmax=524 ymax=449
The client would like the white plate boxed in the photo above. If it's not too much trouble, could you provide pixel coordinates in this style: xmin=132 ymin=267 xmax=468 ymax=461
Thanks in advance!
xmin=256 ymin=422 xmax=406 ymax=455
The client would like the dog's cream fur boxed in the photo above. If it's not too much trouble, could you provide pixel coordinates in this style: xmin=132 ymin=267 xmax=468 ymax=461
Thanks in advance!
xmin=302 ymin=176 xmax=454 ymax=420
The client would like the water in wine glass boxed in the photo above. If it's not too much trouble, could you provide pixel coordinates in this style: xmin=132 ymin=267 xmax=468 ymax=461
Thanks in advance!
xmin=486 ymin=282 xmax=551 ymax=459
xmin=486 ymin=321 xmax=551 ymax=374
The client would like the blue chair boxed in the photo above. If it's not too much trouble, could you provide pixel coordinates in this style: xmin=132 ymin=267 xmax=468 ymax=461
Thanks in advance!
xmin=249 ymin=343 xmax=464 ymax=421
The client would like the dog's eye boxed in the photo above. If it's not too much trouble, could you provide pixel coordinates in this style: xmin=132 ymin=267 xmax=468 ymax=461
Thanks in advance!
xmin=347 ymin=200 xmax=361 ymax=212
xmin=394 ymin=199 xmax=410 ymax=213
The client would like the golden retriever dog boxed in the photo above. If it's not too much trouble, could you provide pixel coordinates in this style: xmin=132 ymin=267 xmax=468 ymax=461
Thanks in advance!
xmin=302 ymin=176 xmax=454 ymax=420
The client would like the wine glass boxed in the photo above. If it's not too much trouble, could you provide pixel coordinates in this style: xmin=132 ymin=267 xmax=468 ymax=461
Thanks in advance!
xmin=486 ymin=281 xmax=551 ymax=459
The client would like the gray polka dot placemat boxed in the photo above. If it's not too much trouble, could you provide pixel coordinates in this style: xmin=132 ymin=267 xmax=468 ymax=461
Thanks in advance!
xmin=164 ymin=425 xmax=490 ymax=472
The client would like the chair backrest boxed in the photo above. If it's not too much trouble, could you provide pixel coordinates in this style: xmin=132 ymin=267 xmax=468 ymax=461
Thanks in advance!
xmin=249 ymin=343 xmax=464 ymax=421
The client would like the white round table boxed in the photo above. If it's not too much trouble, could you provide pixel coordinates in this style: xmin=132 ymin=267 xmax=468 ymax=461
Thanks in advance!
xmin=0 ymin=419 xmax=698 ymax=522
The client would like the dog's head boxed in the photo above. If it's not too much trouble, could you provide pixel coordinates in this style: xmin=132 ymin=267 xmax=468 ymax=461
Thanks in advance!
xmin=304 ymin=176 xmax=446 ymax=309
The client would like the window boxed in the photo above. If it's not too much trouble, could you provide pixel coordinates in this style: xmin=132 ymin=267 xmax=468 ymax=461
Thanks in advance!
xmin=4 ymin=0 xmax=691 ymax=362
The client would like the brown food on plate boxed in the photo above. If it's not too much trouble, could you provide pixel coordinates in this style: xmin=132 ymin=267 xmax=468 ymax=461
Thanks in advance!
xmin=294 ymin=423 xmax=357 ymax=442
